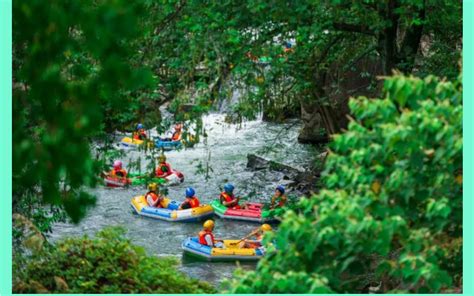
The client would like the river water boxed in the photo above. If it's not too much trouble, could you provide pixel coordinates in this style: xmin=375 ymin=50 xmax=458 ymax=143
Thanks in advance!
xmin=49 ymin=113 xmax=319 ymax=287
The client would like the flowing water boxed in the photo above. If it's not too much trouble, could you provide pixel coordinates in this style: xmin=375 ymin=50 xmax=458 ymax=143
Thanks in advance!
xmin=49 ymin=113 xmax=319 ymax=287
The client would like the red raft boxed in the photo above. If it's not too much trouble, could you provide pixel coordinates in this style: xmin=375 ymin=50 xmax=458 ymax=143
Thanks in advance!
xmin=104 ymin=176 xmax=131 ymax=188
xmin=210 ymin=200 xmax=274 ymax=223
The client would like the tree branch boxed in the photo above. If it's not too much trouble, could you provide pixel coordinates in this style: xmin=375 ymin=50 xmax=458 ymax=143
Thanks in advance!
xmin=333 ymin=23 xmax=375 ymax=36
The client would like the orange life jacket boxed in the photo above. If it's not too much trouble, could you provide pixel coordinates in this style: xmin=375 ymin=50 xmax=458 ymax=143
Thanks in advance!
xmin=189 ymin=197 xmax=200 ymax=208
xmin=133 ymin=130 xmax=147 ymax=140
xmin=220 ymin=192 xmax=235 ymax=203
xmin=156 ymin=162 xmax=172 ymax=177
xmin=146 ymin=191 xmax=162 ymax=207
xmin=198 ymin=230 xmax=215 ymax=246
xmin=111 ymin=168 xmax=127 ymax=177
xmin=171 ymin=131 xmax=181 ymax=141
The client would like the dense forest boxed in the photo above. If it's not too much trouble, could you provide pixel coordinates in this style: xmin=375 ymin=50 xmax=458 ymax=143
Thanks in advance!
xmin=13 ymin=0 xmax=462 ymax=293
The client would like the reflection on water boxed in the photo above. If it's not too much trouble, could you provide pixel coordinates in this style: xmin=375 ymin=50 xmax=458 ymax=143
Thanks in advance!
xmin=49 ymin=113 xmax=318 ymax=286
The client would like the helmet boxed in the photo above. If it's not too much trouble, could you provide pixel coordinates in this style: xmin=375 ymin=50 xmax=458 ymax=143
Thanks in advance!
xmin=113 ymin=160 xmax=122 ymax=169
xmin=261 ymin=224 xmax=272 ymax=232
xmin=203 ymin=220 xmax=214 ymax=231
xmin=224 ymin=183 xmax=234 ymax=194
xmin=185 ymin=187 xmax=195 ymax=198
xmin=148 ymin=183 xmax=158 ymax=192
xmin=137 ymin=123 xmax=144 ymax=130
xmin=158 ymin=154 xmax=167 ymax=163
xmin=276 ymin=185 xmax=285 ymax=194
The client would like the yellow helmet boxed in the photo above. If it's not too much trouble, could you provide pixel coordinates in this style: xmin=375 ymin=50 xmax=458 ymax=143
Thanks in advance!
xmin=148 ymin=183 xmax=158 ymax=191
xmin=261 ymin=224 xmax=272 ymax=232
xmin=158 ymin=154 xmax=167 ymax=163
xmin=203 ymin=220 xmax=215 ymax=231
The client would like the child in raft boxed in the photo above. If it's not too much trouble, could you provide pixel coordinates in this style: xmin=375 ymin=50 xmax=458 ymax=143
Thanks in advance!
xmin=133 ymin=123 xmax=147 ymax=141
xmin=145 ymin=183 xmax=165 ymax=208
xmin=160 ymin=123 xmax=182 ymax=142
xmin=179 ymin=187 xmax=200 ymax=210
xmin=219 ymin=183 xmax=246 ymax=209
xmin=108 ymin=160 xmax=127 ymax=178
xmin=155 ymin=154 xmax=173 ymax=178
xmin=240 ymin=224 xmax=273 ymax=249
xmin=270 ymin=185 xmax=287 ymax=209
xmin=198 ymin=220 xmax=224 ymax=248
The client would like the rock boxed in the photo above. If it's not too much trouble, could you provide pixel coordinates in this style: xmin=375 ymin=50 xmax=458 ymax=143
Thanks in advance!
xmin=54 ymin=276 xmax=69 ymax=291
xmin=29 ymin=280 xmax=50 ymax=293
xmin=13 ymin=213 xmax=45 ymax=253
xmin=246 ymin=154 xmax=304 ymax=178
xmin=298 ymin=102 xmax=328 ymax=144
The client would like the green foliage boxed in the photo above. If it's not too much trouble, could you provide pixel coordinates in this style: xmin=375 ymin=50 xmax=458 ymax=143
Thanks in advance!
xmin=13 ymin=0 xmax=153 ymax=227
xmin=13 ymin=227 xmax=215 ymax=293
xmin=227 ymin=74 xmax=462 ymax=293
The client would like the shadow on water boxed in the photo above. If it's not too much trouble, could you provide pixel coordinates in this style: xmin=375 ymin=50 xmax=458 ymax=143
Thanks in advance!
xmin=49 ymin=113 xmax=319 ymax=286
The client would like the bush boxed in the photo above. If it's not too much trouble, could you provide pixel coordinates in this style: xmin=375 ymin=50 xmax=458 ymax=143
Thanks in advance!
xmin=227 ymin=74 xmax=462 ymax=293
xmin=13 ymin=227 xmax=215 ymax=294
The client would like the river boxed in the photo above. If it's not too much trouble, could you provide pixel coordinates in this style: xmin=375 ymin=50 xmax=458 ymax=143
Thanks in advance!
xmin=49 ymin=113 xmax=319 ymax=287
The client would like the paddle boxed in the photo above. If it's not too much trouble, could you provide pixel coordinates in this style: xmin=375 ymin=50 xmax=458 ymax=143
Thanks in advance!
xmin=230 ymin=228 xmax=259 ymax=246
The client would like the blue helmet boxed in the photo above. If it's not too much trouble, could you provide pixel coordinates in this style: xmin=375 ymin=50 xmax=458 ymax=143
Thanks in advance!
xmin=137 ymin=123 xmax=144 ymax=130
xmin=276 ymin=185 xmax=285 ymax=194
xmin=224 ymin=183 xmax=234 ymax=194
xmin=185 ymin=187 xmax=195 ymax=198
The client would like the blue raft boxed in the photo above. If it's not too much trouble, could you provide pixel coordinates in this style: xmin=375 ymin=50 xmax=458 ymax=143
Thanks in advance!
xmin=155 ymin=139 xmax=182 ymax=150
xmin=181 ymin=237 xmax=264 ymax=261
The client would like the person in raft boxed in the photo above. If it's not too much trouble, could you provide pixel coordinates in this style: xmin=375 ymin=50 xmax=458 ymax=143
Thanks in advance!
xmin=109 ymin=160 xmax=127 ymax=178
xmin=241 ymin=224 xmax=273 ymax=249
xmin=179 ymin=187 xmax=200 ymax=210
xmin=220 ymin=183 xmax=245 ymax=209
xmin=145 ymin=183 xmax=165 ymax=208
xmin=198 ymin=220 xmax=223 ymax=248
xmin=270 ymin=185 xmax=287 ymax=209
xmin=133 ymin=123 xmax=147 ymax=141
xmin=160 ymin=123 xmax=182 ymax=142
xmin=155 ymin=154 xmax=173 ymax=178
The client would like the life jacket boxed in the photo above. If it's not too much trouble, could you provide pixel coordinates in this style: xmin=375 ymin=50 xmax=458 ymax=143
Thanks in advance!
xmin=189 ymin=197 xmax=200 ymax=208
xmin=145 ymin=191 xmax=162 ymax=207
xmin=220 ymin=192 xmax=240 ymax=209
xmin=198 ymin=230 xmax=215 ymax=246
xmin=171 ymin=130 xmax=181 ymax=141
xmin=274 ymin=194 xmax=287 ymax=207
xmin=220 ymin=192 xmax=235 ymax=203
xmin=156 ymin=162 xmax=172 ymax=177
xmin=112 ymin=168 xmax=127 ymax=178
xmin=133 ymin=129 xmax=147 ymax=140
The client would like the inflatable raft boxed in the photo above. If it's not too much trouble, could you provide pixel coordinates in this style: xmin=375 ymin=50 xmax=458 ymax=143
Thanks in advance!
xmin=119 ymin=137 xmax=154 ymax=149
xmin=155 ymin=139 xmax=182 ymax=150
xmin=182 ymin=237 xmax=264 ymax=261
xmin=104 ymin=176 xmax=131 ymax=187
xmin=131 ymin=195 xmax=214 ymax=222
xmin=210 ymin=200 xmax=274 ymax=223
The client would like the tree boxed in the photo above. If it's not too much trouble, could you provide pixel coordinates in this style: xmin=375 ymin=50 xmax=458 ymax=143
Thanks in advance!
xmin=227 ymin=73 xmax=462 ymax=293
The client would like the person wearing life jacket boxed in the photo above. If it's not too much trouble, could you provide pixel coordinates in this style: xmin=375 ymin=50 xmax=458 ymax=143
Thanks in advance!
xmin=160 ymin=123 xmax=182 ymax=142
xmin=171 ymin=123 xmax=182 ymax=141
xmin=155 ymin=154 xmax=173 ymax=178
xmin=109 ymin=160 xmax=127 ymax=178
xmin=133 ymin=123 xmax=147 ymax=141
xmin=198 ymin=220 xmax=223 ymax=247
xmin=220 ymin=183 xmax=242 ymax=209
xmin=270 ymin=185 xmax=287 ymax=209
xmin=179 ymin=187 xmax=200 ymax=210
xmin=145 ymin=183 xmax=165 ymax=208
xmin=242 ymin=224 xmax=273 ymax=249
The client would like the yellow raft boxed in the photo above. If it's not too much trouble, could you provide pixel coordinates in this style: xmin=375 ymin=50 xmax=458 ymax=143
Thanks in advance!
xmin=131 ymin=195 xmax=214 ymax=222
xmin=120 ymin=137 xmax=154 ymax=149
